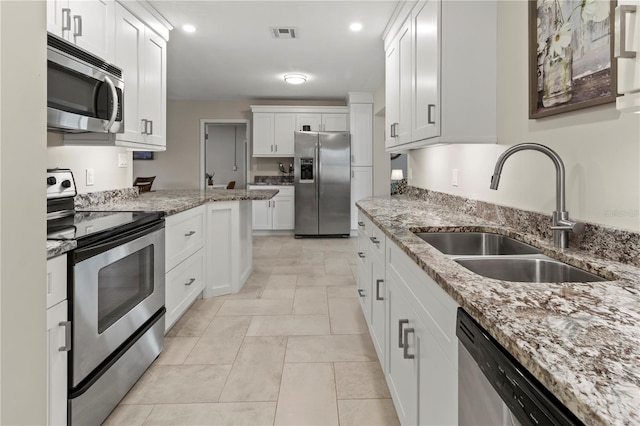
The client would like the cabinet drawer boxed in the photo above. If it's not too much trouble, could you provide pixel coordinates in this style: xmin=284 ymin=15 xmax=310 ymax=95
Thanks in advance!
xmin=165 ymin=205 xmax=206 ymax=272
xmin=165 ymin=247 xmax=205 ymax=331
xmin=368 ymin=220 xmax=386 ymax=259
xmin=47 ymin=255 xmax=67 ymax=309
xmin=387 ymin=239 xmax=459 ymax=365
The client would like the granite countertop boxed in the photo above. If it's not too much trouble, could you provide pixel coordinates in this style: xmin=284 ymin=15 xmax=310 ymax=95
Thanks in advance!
xmin=356 ymin=196 xmax=640 ymax=426
xmin=46 ymin=188 xmax=278 ymax=258
xmin=248 ymin=182 xmax=294 ymax=186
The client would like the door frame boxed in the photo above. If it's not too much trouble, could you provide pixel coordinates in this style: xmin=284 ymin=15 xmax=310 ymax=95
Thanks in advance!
xmin=199 ymin=119 xmax=250 ymax=190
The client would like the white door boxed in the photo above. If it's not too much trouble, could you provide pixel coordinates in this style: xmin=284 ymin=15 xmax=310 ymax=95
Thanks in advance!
xmin=68 ymin=0 xmax=114 ymax=62
xmin=296 ymin=113 xmax=322 ymax=131
xmin=115 ymin=4 xmax=145 ymax=143
xmin=142 ymin=29 xmax=166 ymax=148
xmin=47 ymin=301 xmax=68 ymax=426
xmin=350 ymin=167 xmax=373 ymax=231
xmin=357 ymin=232 xmax=371 ymax=321
xmin=385 ymin=33 xmax=400 ymax=148
xmin=252 ymin=200 xmax=272 ymax=230
xmin=272 ymin=196 xmax=295 ymax=230
xmin=273 ymin=113 xmax=296 ymax=156
xmin=349 ymin=104 xmax=373 ymax=166
xmin=321 ymin=113 xmax=348 ymax=131
xmin=370 ymin=257 xmax=386 ymax=368
xmin=397 ymin=18 xmax=413 ymax=145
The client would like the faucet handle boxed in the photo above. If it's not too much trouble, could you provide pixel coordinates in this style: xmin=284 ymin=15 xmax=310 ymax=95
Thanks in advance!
xmin=551 ymin=218 xmax=583 ymax=234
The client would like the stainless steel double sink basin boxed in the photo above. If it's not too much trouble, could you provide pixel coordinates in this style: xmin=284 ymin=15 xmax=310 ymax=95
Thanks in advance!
xmin=414 ymin=232 xmax=604 ymax=283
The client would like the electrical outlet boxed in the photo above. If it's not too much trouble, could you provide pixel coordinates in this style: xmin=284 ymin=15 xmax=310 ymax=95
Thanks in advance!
xmin=452 ymin=168 xmax=459 ymax=187
xmin=86 ymin=168 xmax=95 ymax=186
xmin=118 ymin=153 xmax=128 ymax=168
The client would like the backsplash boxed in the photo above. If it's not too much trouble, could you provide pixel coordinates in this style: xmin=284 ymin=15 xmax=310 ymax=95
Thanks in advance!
xmin=404 ymin=186 xmax=640 ymax=267
xmin=253 ymin=175 xmax=294 ymax=185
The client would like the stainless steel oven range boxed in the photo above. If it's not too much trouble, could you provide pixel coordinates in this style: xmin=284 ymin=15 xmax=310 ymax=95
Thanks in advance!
xmin=47 ymin=169 xmax=165 ymax=425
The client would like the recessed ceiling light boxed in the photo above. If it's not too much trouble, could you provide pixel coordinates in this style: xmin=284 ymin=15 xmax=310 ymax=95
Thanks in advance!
xmin=349 ymin=22 xmax=363 ymax=32
xmin=283 ymin=74 xmax=307 ymax=85
xmin=182 ymin=24 xmax=196 ymax=33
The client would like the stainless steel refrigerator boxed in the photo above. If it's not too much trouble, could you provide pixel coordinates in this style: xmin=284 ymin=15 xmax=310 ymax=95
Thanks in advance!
xmin=294 ymin=131 xmax=351 ymax=237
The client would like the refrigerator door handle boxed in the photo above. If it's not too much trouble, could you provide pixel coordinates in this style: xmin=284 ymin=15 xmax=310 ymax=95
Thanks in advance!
xmin=315 ymin=142 xmax=320 ymax=201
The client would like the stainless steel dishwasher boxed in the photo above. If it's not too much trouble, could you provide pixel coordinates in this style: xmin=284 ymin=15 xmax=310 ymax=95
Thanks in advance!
xmin=456 ymin=308 xmax=584 ymax=426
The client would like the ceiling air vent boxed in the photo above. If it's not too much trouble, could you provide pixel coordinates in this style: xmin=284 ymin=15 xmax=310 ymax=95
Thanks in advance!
xmin=270 ymin=27 xmax=298 ymax=39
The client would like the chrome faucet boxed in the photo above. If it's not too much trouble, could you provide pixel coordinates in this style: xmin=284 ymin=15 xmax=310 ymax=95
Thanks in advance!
xmin=489 ymin=143 xmax=579 ymax=249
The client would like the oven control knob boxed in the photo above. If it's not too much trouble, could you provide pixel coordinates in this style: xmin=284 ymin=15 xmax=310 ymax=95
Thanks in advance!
xmin=61 ymin=179 xmax=72 ymax=188
xmin=47 ymin=176 xmax=57 ymax=185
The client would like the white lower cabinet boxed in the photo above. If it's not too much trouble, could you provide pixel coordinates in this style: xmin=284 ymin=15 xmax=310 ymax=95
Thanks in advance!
xmin=248 ymin=186 xmax=294 ymax=231
xmin=355 ymin=213 xmax=459 ymax=425
xmin=46 ymin=254 xmax=69 ymax=426
xmin=165 ymin=247 xmax=205 ymax=329
xmin=351 ymin=167 xmax=373 ymax=231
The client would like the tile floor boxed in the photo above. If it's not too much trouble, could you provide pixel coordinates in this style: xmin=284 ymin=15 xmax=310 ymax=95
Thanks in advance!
xmin=104 ymin=236 xmax=400 ymax=426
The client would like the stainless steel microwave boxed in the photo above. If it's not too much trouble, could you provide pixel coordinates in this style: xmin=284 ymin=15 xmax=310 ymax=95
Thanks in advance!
xmin=47 ymin=33 xmax=124 ymax=133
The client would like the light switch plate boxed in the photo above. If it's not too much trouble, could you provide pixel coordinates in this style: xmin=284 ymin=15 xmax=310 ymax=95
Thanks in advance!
xmin=118 ymin=153 xmax=128 ymax=168
xmin=86 ymin=168 xmax=95 ymax=186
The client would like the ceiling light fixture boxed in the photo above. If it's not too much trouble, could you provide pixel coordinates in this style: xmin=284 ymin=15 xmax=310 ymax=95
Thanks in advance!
xmin=349 ymin=22 xmax=363 ymax=32
xmin=284 ymin=74 xmax=307 ymax=85
xmin=182 ymin=24 xmax=196 ymax=33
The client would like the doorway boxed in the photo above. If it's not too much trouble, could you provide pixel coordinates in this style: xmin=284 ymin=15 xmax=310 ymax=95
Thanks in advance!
xmin=200 ymin=119 xmax=249 ymax=190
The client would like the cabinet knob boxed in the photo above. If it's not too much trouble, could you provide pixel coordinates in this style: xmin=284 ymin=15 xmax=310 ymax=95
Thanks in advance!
xmin=358 ymin=289 xmax=365 ymax=298
xmin=376 ymin=279 xmax=384 ymax=301
xmin=185 ymin=231 xmax=196 ymax=237
xmin=398 ymin=319 xmax=409 ymax=348
xmin=403 ymin=327 xmax=415 ymax=359
xmin=357 ymin=252 xmax=365 ymax=258
xmin=185 ymin=278 xmax=196 ymax=286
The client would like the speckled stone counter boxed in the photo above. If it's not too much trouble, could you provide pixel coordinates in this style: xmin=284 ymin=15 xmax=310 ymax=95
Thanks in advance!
xmin=251 ymin=175 xmax=294 ymax=185
xmin=357 ymin=196 xmax=640 ymax=426
xmin=47 ymin=240 xmax=76 ymax=259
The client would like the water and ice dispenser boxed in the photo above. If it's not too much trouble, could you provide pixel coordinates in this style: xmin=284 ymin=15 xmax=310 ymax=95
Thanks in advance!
xmin=300 ymin=158 xmax=314 ymax=182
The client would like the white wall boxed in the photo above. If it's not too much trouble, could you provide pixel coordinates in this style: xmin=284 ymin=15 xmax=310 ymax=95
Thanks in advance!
xmin=409 ymin=0 xmax=640 ymax=231
xmin=47 ymin=133 xmax=133 ymax=193
xmin=205 ymin=124 xmax=247 ymax=188
xmin=0 ymin=1 xmax=47 ymax=423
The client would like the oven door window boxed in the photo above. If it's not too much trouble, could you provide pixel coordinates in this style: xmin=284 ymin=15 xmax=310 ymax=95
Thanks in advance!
xmin=47 ymin=61 xmax=122 ymax=121
xmin=97 ymin=244 xmax=154 ymax=334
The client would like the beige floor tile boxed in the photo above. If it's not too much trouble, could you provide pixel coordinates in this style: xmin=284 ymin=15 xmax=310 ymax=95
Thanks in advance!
xmin=219 ymin=336 xmax=286 ymax=402
xmin=184 ymin=316 xmax=251 ymax=365
xmin=165 ymin=298 xmax=224 ymax=337
xmin=293 ymin=286 xmax=328 ymax=314
xmin=297 ymin=274 xmax=355 ymax=286
xmin=122 ymin=364 xmax=231 ymax=404
xmin=217 ymin=299 xmax=293 ymax=316
xmin=261 ymin=284 xmax=297 ymax=299
xmin=254 ymin=257 xmax=301 ymax=268
xmin=155 ymin=337 xmax=198 ymax=365
xmin=324 ymin=258 xmax=354 ymax=275
xmin=215 ymin=285 xmax=264 ymax=300
xmin=285 ymin=334 xmax=377 ymax=363
xmin=143 ymin=402 xmax=276 ymax=425
xmin=271 ymin=265 xmax=325 ymax=275
xmin=274 ymin=363 xmax=338 ymax=426
xmin=103 ymin=404 xmax=153 ymax=425
xmin=246 ymin=315 xmax=330 ymax=336
xmin=243 ymin=272 xmax=272 ymax=287
xmin=338 ymin=399 xmax=400 ymax=426
xmin=334 ymin=362 xmax=390 ymax=399
xmin=328 ymin=298 xmax=368 ymax=335
xmin=327 ymin=285 xmax=357 ymax=298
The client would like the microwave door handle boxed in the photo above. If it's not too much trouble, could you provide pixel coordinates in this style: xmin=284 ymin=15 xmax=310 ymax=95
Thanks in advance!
xmin=103 ymin=76 xmax=118 ymax=132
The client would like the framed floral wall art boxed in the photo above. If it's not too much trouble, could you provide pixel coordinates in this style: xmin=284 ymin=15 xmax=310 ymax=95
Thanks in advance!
xmin=529 ymin=0 xmax=617 ymax=118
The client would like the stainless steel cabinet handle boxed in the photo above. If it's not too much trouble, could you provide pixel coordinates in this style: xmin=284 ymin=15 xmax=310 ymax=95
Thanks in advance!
xmin=376 ymin=279 xmax=384 ymax=301
xmin=141 ymin=119 xmax=148 ymax=135
xmin=59 ymin=321 xmax=71 ymax=352
xmin=357 ymin=221 xmax=365 ymax=227
xmin=390 ymin=123 xmax=399 ymax=137
xmin=73 ymin=15 xmax=82 ymax=37
xmin=398 ymin=319 xmax=409 ymax=348
xmin=351 ymin=155 xmax=355 ymax=163
xmin=270 ymin=145 xmax=274 ymax=152
xmin=403 ymin=327 xmax=415 ymax=359
xmin=275 ymin=144 xmax=278 ymax=152
xmin=357 ymin=252 xmax=365 ymax=258
xmin=185 ymin=231 xmax=196 ymax=237
xmin=272 ymin=200 xmax=276 ymax=208
xmin=358 ymin=289 xmax=365 ymax=298
xmin=185 ymin=278 xmax=196 ymax=286
xmin=427 ymin=104 xmax=436 ymax=125
xmin=62 ymin=8 xmax=71 ymax=31
xmin=148 ymin=120 xmax=153 ymax=135
xmin=370 ymin=236 xmax=380 ymax=245
xmin=615 ymin=5 xmax=637 ymax=58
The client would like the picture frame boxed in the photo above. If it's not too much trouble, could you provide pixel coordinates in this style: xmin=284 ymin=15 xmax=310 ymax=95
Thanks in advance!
xmin=529 ymin=0 xmax=617 ymax=119
xmin=133 ymin=151 xmax=154 ymax=160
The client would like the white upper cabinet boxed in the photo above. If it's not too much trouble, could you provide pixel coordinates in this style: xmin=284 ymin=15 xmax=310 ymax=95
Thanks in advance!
xmin=273 ymin=113 xmax=297 ymax=155
xmin=141 ymin=28 xmax=167 ymax=148
xmin=295 ymin=113 xmax=348 ymax=131
xmin=47 ymin=0 xmax=115 ymax=62
xmin=295 ymin=113 xmax=322 ymax=131
xmin=384 ymin=0 xmax=497 ymax=150
xmin=349 ymin=103 xmax=373 ymax=167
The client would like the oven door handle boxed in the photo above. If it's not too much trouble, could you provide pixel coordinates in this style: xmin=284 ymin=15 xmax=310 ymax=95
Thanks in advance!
xmin=74 ymin=221 xmax=164 ymax=263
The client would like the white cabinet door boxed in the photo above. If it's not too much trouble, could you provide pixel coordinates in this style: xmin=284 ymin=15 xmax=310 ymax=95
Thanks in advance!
xmin=272 ymin=196 xmax=295 ymax=230
xmin=296 ymin=113 xmax=322 ymax=131
xmin=69 ymin=0 xmax=114 ymax=62
xmin=397 ymin=18 xmax=413 ymax=146
xmin=617 ymin=0 xmax=640 ymax=94
xmin=273 ymin=113 xmax=296 ymax=156
xmin=252 ymin=199 xmax=272 ymax=230
xmin=142 ymin=29 xmax=167 ymax=148
xmin=165 ymin=247 xmax=205 ymax=331
xmin=322 ymin=113 xmax=348 ymax=131
xmin=47 ymin=0 xmax=71 ymax=38
xmin=115 ymin=4 xmax=145 ymax=144
xmin=349 ymin=104 xmax=373 ymax=167
xmin=253 ymin=113 xmax=275 ymax=155
xmin=385 ymin=36 xmax=400 ymax=149
xmin=370 ymin=254 xmax=386 ymax=369
xmin=47 ymin=301 xmax=68 ymax=426
xmin=412 ymin=0 xmax=440 ymax=141
xmin=350 ymin=167 xmax=373 ymax=231
xmin=357 ymin=227 xmax=371 ymax=322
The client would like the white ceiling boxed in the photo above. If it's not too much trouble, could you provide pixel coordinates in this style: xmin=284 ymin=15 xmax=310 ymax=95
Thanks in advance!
xmin=148 ymin=1 xmax=399 ymax=100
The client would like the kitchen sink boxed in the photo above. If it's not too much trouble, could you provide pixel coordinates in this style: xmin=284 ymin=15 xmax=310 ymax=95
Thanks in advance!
xmin=414 ymin=232 xmax=540 ymax=256
xmin=454 ymin=257 xmax=605 ymax=283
